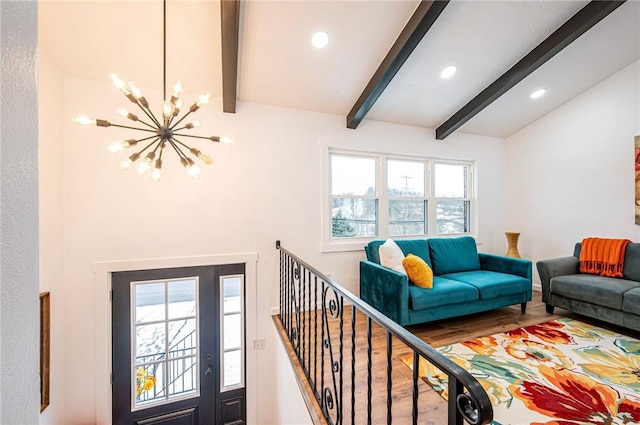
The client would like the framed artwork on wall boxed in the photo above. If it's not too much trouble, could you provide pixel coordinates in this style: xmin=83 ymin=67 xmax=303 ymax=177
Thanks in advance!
xmin=40 ymin=292 xmax=50 ymax=412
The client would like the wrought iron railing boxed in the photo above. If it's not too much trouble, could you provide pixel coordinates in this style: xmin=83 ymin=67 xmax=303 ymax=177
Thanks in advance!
xmin=275 ymin=241 xmax=493 ymax=425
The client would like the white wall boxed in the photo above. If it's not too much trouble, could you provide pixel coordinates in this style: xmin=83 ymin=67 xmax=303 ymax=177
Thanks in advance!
xmin=506 ymin=60 xmax=640 ymax=276
xmin=41 ymin=74 xmax=508 ymax=423
xmin=0 ymin=1 xmax=40 ymax=423
xmin=38 ymin=50 xmax=65 ymax=424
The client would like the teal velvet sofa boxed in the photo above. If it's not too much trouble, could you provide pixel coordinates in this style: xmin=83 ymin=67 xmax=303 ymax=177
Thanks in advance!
xmin=360 ymin=236 xmax=533 ymax=326
xmin=537 ymin=242 xmax=640 ymax=332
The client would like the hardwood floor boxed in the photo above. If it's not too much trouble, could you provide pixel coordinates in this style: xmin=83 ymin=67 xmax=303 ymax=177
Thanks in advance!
xmin=275 ymin=291 xmax=638 ymax=425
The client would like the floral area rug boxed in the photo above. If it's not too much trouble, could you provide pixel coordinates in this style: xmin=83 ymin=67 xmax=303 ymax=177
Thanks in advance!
xmin=399 ymin=318 xmax=640 ymax=425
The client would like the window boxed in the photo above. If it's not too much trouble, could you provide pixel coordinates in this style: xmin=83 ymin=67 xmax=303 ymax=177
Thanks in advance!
xmin=325 ymin=149 xmax=474 ymax=250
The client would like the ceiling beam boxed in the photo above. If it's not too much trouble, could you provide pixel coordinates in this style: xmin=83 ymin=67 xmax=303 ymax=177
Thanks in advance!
xmin=435 ymin=0 xmax=626 ymax=140
xmin=346 ymin=0 xmax=449 ymax=129
xmin=221 ymin=0 xmax=240 ymax=113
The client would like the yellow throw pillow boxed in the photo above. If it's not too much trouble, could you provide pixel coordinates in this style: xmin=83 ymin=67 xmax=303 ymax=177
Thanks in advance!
xmin=402 ymin=254 xmax=433 ymax=289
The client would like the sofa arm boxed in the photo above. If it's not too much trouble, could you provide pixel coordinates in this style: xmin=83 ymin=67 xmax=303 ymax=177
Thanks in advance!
xmin=478 ymin=253 xmax=532 ymax=280
xmin=359 ymin=260 xmax=409 ymax=325
xmin=536 ymin=256 xmax=579 ymax=304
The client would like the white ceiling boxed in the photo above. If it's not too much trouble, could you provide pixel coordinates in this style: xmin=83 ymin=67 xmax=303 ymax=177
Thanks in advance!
xmin=39 ymin=0 xmax=640 ymax=139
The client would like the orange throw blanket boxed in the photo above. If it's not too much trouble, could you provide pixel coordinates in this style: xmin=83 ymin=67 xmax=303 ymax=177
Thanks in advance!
xmin=579 ymin=237 xmax=631 ymax=278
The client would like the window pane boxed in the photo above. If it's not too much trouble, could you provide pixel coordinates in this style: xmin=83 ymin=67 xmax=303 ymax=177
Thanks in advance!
xmin=331 ymin=155 xmax=376 ymax=196
xmin=168 ymin=318 xmax=197 ymax=358
xmin=223 ymin=313 xmax=241 ymax=350
xmin=168 ymin=280 xmax=196 ymax=320
xmin=436 ymin=200 xmax=470 ymax=234
xmin=136 ymin=363 xmax=164 ymax=405
xmin=167 ymin=357 xmax=197 ymax=398
xmin=223 ymin=277 xmax=242 ymax=314
xmin=435 ymin=163 xmax=468 ymax=198
xmin=389 ymin=200 xmax=426 ymax=236
xmin=135 ymin=282 xmax=165 ymax=324
xmin=136 ymin=323 xmax=166 ymax=364
xmin=331 ymin=198 xmax=377 ymax=238
xmin=223 ymin=350 xmax=242 ymax=387
xmin=387 ymin=160 xmax=425 ymax=197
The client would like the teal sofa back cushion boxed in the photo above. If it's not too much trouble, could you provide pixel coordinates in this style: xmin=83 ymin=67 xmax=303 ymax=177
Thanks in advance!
xmin=365 ymin=239 xmax=431 ymax=268
xmin=428 ymin=236 xmax=480 ymax=275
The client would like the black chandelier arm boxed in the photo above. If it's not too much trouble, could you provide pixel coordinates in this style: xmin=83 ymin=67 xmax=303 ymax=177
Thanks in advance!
xmin=132 ymin=116 xmax=158 ymax=130
xmin=168 ymin=138 xmax=189 ymax=160
xmin=135 ymin=137 xmax=163 ymax=156
xmin=134 ymin=100 xmax=163 ymax=128
xmin=171 ymin=137 xmax=195 ymax=152
xmin=108 ymin=122 xmax=159 ymax=133
xmin=172 ymin=133 xmax=220 ymax=142
xmin=169 ymin=110 xmax=193 ymax=130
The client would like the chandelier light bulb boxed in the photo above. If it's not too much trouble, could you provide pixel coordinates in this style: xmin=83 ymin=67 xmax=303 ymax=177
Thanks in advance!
xmin=151 ymin=162 xmax=162 ymax=182
xmin=185 ymin=120 xmax=202 ymax=129
xmin=162 ymin=101 xmax=175 ymax=119
xmin=220 ymin=137 xmax=235 ymax=145
xmin=120 ymin=153 xmax=140 ymax=170
xmin=107 ymin=141 xmax=126 ymax=153
xmin=196 ymin=92 xmax=211 ymax=107
xmin=136 ymin=152 xmax=156 ymax=174
xmin=128 ymin=82 xmax=143 ymax=99
xmin=72 ymin=115 xmax=96 ymax=126
xmin=117 ymin=108 xmax=129 ymax=118
xmin=173 ymin=80 xmax=184 ymax=97
xmin=198 ymin=152 xmax=213 ymax=165
xmin=187 ymin=159 xmax=202 ymax=179
xmin=109 ymin=73 xmax=125 ymax=89
xmin=173 ymin=97 xmax=184 ymax=109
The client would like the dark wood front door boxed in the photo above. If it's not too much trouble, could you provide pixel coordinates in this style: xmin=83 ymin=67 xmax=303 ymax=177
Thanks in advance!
xmin=112 ymin=264 xmax=246 ymax=425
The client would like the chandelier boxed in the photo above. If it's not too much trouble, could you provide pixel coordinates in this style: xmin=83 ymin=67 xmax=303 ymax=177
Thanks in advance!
xmin=72 ymin=1 xmax=233 ymax=182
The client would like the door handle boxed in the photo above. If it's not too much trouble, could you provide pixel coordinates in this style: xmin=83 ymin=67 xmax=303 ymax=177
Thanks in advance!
xmin=205 ymin=365 xmax=214 ymax=376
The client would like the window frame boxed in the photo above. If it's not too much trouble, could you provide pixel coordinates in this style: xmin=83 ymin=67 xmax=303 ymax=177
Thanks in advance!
xmin=322 ymin=148 xmax=476 ymax=252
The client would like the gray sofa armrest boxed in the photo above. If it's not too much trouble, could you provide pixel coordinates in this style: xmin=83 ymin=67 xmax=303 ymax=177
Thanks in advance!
xmin=359 ymin=260 xmax=409 ymax=325
xmin=478 ymin=253 xmax=532 ymax=280
xmin=536 ymin=256 xmax=579 ymax=304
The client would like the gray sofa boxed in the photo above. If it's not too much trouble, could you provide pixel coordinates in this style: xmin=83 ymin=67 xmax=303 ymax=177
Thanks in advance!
xmin=536 ymin=242 xmax=640 ymax=332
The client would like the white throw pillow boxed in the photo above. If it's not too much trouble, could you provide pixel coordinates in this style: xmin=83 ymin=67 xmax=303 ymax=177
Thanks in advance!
xmin=379 ymin=239 xmax=407 ymax=275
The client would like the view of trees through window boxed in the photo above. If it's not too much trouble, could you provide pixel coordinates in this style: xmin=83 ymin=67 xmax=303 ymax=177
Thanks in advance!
xmin=330 ymin=152 xmax=472 ymax=239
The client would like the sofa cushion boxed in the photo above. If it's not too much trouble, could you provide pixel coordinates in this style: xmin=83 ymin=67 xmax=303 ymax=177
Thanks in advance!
xmin=379 ymin=239 xmax=407 ymax=275
xmin=550 ymin=274 xmax=640 ymax=310
xmin=441 ymin=270 xmax=531 ymax=299
xmin=428 ymin=236 xmax=480 ymax=275
xmin=403 ymin=254 xmax=433 ymax=289
xmin=623 ymin=287 xmax=640 ymax=315
xmin=396 ymin=240 xmax=432 ymax=268
xmin=408 ymin=277 xmax=478 ymax=310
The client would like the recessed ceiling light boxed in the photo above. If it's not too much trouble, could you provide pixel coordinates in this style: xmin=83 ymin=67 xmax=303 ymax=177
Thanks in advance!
xmin=440 ymin=65 xmax=457 ymax=79
xmin=311 ymin=31 xmax=330 ymax=48
xmin=530 ymin=88 xmax=547 ymax=99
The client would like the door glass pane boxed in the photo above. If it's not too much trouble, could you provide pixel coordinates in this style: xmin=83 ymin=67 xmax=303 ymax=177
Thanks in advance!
xmin=221 ymin=275 xmax=244 ymax=391
xmin=136 ymin=362 xmax=165 ymax=405
xmin=223 ymin=350 xmax=242 ymax=388
xmin=168 ymin=318 xmax=197 ymax=358
xmin=132 ymin=278 xmax=199 ymax=410
xmin=387 ymin=160 xmax=425 ymax=197
xmin=168 ymin=280 xmax=196 ymax=319
xmin=136 ymin=324 xmax=166 ymax=364
xmin=223 ymin=314 xmax=241 ymax=350
xmin=223 ymin=277 xmax=242 ymax=314
xmin=135 ymin=283 xmax=165 ymax=324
